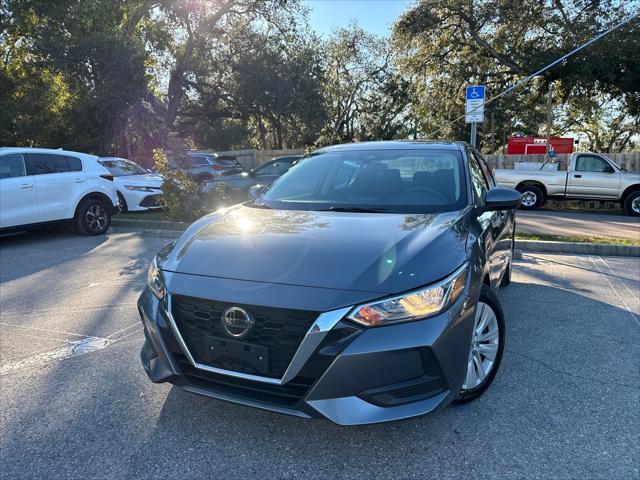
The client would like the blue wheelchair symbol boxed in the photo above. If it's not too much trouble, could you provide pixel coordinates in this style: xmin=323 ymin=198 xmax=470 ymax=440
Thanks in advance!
xmin=466 ymin=86 xmax=485 ymax=100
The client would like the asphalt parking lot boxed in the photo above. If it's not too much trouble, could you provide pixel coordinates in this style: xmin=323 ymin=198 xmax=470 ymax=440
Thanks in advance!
xmin=1 ymin=229 xmax=639 ymax=479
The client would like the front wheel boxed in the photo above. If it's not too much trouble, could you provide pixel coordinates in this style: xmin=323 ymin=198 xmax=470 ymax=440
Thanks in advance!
xmin=454 ymin=285 xmax=505 ymax=404
xmin=517 ymin=185 xmax=545 ymax=210
xmin=75 ymin=198 xmax=111 ymax=235
xmin=623 ymin=191 xmax=640 ymax=217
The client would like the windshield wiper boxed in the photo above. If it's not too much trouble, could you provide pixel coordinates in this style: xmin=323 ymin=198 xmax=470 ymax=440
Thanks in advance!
xmin=249 ymin=202 xmax=272 ymax=209
xmin=320 ymin=206 xmax=389 ymax=213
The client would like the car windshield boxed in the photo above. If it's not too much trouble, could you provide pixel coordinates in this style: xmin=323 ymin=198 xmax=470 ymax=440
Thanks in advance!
xmin=256 ymin=149 xmax=468 ymax=214
xmin=99 ymin=158 xmax=147 ymax=176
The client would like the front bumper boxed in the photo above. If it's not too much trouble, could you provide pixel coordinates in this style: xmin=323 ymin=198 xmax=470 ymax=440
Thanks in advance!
xmin=122 ymin=189 xmax=163 ymax=211
xmin=138 ymin=287 xmax=476 ymax=425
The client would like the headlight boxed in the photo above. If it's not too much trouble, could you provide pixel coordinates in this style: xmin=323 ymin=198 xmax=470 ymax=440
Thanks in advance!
xmin=125 ymin=185 xmax=155 ymax=192
xmin=348 ymin=264 xmax=468 ymax=327
xmin=147 ymin=256 xmax=165 ymax=299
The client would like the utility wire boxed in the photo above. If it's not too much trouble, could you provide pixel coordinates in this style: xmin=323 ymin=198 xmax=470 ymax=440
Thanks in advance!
xmin=426 ymin=12 xmax=640 ymax=138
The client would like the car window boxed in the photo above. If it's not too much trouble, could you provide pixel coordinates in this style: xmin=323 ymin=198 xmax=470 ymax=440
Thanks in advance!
xmin=186 ymin=154 xmax=211 ymax=166
xmin=255 ymin=160 xmax=292 ymax=176
xmin=0 ymin=153 xmax=27 ymax=179
xmin=575 ymin=155 xmax=611 ymax=172
xmin=259 ymin=149 xmax=467 ymax=214
xmin=214 ymin=156 xmax=241 ymax=167
xmin=66 ymin=156 xmax=83 ymax=172
xmin=25 ymin=153 xmax=79 ymax=175
xmin=468 ymin=150 xmax=489 ymax=201
xmin=99 ymin=158 xmax=147 ymax=176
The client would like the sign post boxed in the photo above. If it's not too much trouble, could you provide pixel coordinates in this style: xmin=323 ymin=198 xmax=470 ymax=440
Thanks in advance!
xmin=465 ymin=85 xmax=485 ymax=147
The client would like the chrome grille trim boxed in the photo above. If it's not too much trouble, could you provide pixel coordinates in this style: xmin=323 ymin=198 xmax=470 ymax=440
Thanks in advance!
xmin=164 ymin=294 xmax=352 ymax=385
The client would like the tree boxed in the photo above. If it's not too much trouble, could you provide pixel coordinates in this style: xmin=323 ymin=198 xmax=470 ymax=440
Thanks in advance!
xmin=1 ymin=0 xmax=149 ymax=154
xmin=558 ymin=95 xmax=639 ymax=152
xmin=393 ymin=0 xmax=640 ymax=151
xmin=177 ymin=20 xmax=326 ymax=150
xmin=318 ymin=25 xmax=395 ymax=145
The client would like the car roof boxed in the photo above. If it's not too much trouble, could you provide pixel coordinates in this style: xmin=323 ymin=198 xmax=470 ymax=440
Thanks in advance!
xmin=315 ymin=140 xmax=466 ymax=153
xmin=99 ymin=156 xmax=133 ymax=162
xmin=0 ymin=146 xmax=98 ymax=159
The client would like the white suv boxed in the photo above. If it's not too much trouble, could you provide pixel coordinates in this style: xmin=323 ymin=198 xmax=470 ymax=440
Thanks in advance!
xmin=0 ymin=147 xmax=119 ymax=235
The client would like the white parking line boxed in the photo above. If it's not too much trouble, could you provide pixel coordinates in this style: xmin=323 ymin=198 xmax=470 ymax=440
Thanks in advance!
xmin=0 ymin=336 xmax=110 ymax=376
xmin=593 ymin=256 xmax=639 ymax=303
xmin=587 ymin=256 xmax=640 ymax=326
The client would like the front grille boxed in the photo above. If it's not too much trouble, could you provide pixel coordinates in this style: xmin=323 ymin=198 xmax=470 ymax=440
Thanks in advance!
xmin=171 ymin=295 xmax=318 ymax=379
xmin=139 ymin=194 xmax=162 ymax=207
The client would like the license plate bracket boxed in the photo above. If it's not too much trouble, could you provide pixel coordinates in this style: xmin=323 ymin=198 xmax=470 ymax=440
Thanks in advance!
xmin=203 ymin=337 xmax=269 ymax=375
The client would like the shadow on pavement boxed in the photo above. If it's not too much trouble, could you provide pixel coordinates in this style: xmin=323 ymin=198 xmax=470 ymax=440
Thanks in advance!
xmin=1 ymin=263 xmax=638 ymax=479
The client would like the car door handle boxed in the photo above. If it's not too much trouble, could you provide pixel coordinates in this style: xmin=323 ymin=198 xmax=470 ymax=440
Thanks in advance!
xmin=73 ymin=178 xmax=85 ymax=183
xmin=574 ymin=174 xmax=582 ymax=178
xmin=19 ymin=183 xmax=34 ymax=189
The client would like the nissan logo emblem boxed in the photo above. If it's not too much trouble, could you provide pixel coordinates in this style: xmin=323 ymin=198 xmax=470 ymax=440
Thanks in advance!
xmin=221 ymin=307 xmax=254 ymax=338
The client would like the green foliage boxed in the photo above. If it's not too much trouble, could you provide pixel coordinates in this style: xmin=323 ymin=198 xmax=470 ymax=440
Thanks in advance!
xmin=153 ymin=137 xmax=227 ymax=222
xmin=2 ymin=0 xmax=638 ymax=159
xmin=393 ymin=0 xmax=640 ymax=152
xmin=318 ymin=25 xmax=407 ymax=145
xmin=1 ymin=0 xmax=149 ymax=152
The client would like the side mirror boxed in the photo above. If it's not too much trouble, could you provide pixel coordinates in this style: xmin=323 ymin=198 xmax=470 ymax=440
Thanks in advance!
xmin=248 ymin=184 xmax=265 ymax=200
xmin=249 ymin=169 xmax=257 ymax=178
xmin=603 ymin=165 xmax=615 ymax=174
xmin=483 ymin=187 xmax=522 ymax=211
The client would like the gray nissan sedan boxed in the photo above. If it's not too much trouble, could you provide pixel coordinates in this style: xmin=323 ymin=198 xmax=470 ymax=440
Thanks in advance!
xmin=138 ymin=140 xmax=521 ymax=425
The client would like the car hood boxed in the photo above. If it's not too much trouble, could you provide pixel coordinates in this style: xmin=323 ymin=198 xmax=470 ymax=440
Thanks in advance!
xmin=114 ymin=174 xmax=163 ymax=187
xmin=158 ymin=205 xmax=469 ymax=294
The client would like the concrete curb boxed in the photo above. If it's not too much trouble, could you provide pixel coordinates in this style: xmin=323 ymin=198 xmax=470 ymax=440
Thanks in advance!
xmin=111 ymin=218 xmax=640 ymax=257
xmin=111 ymin=218 xmax=189 ymax=232
xmin=515 ymin=240 xmax=640 ymax=257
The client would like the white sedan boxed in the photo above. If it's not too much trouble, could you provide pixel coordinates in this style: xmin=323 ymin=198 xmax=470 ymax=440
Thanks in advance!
xmin=98 ymin=157 xmax=163 ymax=212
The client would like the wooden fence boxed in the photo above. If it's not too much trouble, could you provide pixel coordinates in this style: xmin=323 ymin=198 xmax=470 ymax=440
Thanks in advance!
xmin=484 ymin=152 xmax=640 ymax=171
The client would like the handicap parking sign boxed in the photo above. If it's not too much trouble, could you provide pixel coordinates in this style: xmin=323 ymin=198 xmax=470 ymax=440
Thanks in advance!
xmin=465 ymin=85 xmax=485 ymax=123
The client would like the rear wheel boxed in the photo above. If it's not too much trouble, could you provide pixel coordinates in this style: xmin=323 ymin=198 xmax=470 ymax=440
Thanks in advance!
xmin=623 ymin=191 xmax=640 ymax=217
xmin=517 ymin=185 xmax=544 ymax=210
xmin=75 ymin=198 xmax=111 ymax=235
xmin=454 ymin=285 xmax=505 ymax=404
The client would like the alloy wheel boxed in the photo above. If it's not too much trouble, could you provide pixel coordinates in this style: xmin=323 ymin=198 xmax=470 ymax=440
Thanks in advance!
xmin=521 ymin=191 xmax=537 ymax=207
xmin=462 ymin=302 xmax=500 ymax=391
xmin=632 ymin=197 xmax=640 ymax=214
xmin=85 ymin=204 xmax=107 ymax=233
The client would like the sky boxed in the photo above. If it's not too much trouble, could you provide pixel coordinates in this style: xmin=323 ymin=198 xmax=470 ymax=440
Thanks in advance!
xmin=303 ymin=0 xmax=414 ymax=37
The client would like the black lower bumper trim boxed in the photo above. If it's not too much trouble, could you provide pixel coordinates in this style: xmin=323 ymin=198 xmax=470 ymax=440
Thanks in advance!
xmin=173 ymin=353 xmax=313 ymax=409
xmin=358 ymin=375 xmax=445 ymax=407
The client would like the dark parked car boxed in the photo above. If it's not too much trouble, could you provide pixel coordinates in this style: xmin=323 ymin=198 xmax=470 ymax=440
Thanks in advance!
xmin=203 ymin=155 xmax=303 ymax=203
xmin=172 ymin=152 xmax=244 ymax=184
xmin=138 ymin=141 xmax=521 ymax=425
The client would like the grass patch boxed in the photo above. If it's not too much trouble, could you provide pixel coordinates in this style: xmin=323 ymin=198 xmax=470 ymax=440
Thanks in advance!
xmin=516 ymin=233 xmax=640 ymax=246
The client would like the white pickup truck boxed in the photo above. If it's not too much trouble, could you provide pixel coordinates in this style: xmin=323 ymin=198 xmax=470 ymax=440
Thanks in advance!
xmin=494 ymin=152 xmax=640 ymax=216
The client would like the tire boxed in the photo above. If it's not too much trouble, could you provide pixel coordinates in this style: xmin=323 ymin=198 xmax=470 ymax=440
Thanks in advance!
xmin=454 ymin=285 xmax=505 ymax=405
xmin=517 ymin=185 xmax=544 ymax=210
xmin=75 ymin=198 xmax=111 ymax=236
xmin=117 ymin=191 xmax=128 ymax=213
xmin=623 ymin=191 xmax=640 ymax=217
